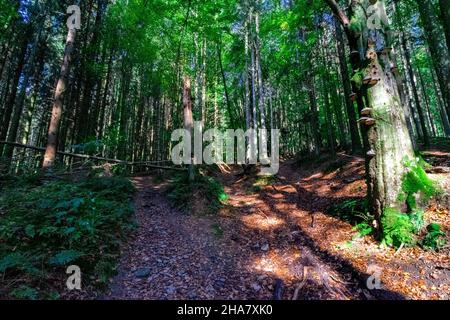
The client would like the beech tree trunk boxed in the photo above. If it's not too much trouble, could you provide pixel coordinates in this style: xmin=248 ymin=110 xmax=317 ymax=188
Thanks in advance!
xmin=325 ymin=0 xmax=415 ymax=230
xmin=42 ymin=28 xmax=76 ymax=169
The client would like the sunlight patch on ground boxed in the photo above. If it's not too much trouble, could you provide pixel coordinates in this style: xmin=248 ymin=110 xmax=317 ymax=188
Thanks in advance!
xmin=251 ymin=249 xmax=301 ymax=281
xmin=241 ymin=214 xmax=285 ymax=231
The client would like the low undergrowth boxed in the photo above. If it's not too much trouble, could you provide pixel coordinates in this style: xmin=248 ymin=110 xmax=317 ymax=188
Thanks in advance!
xmin=0 ymin=174 xmax=136 ymax=299
xmin=249 ymin=175 xmax=278 ymax=193
xmin=329 ymin=157 xmax=447 ymax=251
xmin=381 ymin=157 xmax=446 ymax=250
xmin=327 ymin=198 xmax=375 ymax=240
xmin=166 ymin=172 xmax=229 ymax=215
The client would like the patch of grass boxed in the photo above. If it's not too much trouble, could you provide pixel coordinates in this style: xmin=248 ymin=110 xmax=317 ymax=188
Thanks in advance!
xmin=0 ymin=175 xmax=136 ymax=299
xmin=247 ymin=175 xmax=278 ymax=194
xmin=166 ymin=172 xmax=228 ymax=215
xmin=152 ymin=174 xmax=165 ymax=184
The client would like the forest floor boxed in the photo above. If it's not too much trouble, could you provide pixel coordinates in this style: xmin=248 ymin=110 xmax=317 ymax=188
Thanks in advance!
xmin=101 ymin=150 xmax=450 ymax=300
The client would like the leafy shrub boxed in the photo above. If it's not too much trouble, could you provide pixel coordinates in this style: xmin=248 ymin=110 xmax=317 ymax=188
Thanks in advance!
xmin=421 ymin=223 xmax=447 ymax=251
xmin=408 ymin=210 xmax=425 ymax=233
xmin=0 ymin=176 xmax=136 ymax=299
xmin=327 ymin=198 xmax=371 ymax=225
xmin=381 ymin=208 xmax=416 ymax=248
xmin=167 ymin=172 xmax=228 ymax=215
xmin=354 ymin=222 xmax=374 ymax=239
xmin=328 ymin=199 xmax=376 ymax=239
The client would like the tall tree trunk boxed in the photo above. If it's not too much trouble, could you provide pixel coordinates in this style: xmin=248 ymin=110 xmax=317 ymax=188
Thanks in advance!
xmin=438 ymin=0 xmax=450 ymax=52
xmin=217 ymin=39 xmax=234 ymax=127
xmin=4 ymin=26 xmax=43 ymax=162
xmin=308 ymin=70 xmax=322 ymax=156
xmin=402 ymin=35 xmax=430 ymax=146
xmin=416 ymin=67 xmax=437 ymax=137
xmin=255 ymin=7 xmax=266 ymax=131
xmin=429 ymin=63 xmax=450 ymax=136
xmin=335 ymin=18 xmax=362 ymax=153
xmin=326 ymin=0 xmax=415 ymax=231
xmin=0 ymin=30 xmax=29 ymax=156
xmin=42 ymin=28 xmax=76 ymax=169
xmin=183 ymin=76 xmax=194 ymax=181
xmin=417 ymin=0 xmax=450 ymax=123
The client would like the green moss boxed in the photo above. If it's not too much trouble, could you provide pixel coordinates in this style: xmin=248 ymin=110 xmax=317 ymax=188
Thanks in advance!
xmin=399 ymin=157 xmax=437 ymax=210
xmin=351 ymin=69 xmax=364 ymax=89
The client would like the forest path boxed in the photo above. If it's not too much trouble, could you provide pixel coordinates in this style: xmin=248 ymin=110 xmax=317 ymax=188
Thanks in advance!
xmin=104 ymin=151 xmax=450 ymax=300
xmin=103 ymin=168 xmax=371 ymax=300
xmin=104 ymin=176 xmax=263 ymax=300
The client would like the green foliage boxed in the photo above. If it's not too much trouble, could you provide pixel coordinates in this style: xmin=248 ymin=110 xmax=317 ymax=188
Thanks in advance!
xmin=378 ymin=157 xmax=445 ymax=249
xmin=408 ymin=210 xmax=425 ymax=234
xmin=10 ymin=286 xmax=39 ymax=300
xmin=421 ymin=223 xmax=447 ymax=251
xmin=381 ymin=208 xmax=416 ymax=248
xmin=399 ymin=157 xmax=438 ymax=210
xmin=167 ymin=172 xmax=228 ymax=215
xmin=0 ymin=176 xmax=136 ymax=299
xmin=354 ymin=222 xmax=374 ymax=239
xmin=254 ymin=175 xmax=278 ymax=187
xmin=351 ymin=69 xmax=365 ymax=89
xmin=48 ymin=250 xmax=85 ymax=266
xmin=328 ymin=199 xmax=372 ymax=225
xmin=249 ymin=175 xmax=278 ymax=193
xmin=328 ymin=199 xmax=376 ymax=239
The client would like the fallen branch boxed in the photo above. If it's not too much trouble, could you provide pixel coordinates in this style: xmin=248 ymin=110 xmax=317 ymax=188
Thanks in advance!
xmin=0 ymin=141 xmax=186 ymax=171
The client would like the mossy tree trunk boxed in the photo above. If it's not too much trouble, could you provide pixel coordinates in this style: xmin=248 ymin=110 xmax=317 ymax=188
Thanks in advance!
xmin=325 ymin=0 xmax=415 ymax=233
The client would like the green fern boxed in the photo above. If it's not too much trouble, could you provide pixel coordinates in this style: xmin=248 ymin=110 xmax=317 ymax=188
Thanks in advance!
xmin=48 ymin=250 xmax=84 ymax=266
xmin=381 ymin=208 xmax=416 ymax=248
xmin=421 ymin=223 xmax=447 ymax=250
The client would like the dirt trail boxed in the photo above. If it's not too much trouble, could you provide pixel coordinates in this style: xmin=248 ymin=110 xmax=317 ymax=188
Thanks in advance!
xmin=104 ymin=174 xmax=366 ymax=300
xmin=104 ymin=155 xmax=450 ymax=300
xmin=104 ymin=177 xmax=260 ymax=300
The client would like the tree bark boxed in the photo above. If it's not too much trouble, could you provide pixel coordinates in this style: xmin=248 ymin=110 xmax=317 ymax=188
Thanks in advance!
xmin=4 ymin=26 xmax=43 ymax=162
xmin=0 ymin=30 xmax=29 ymax=157
xmin=401 ymin=34 xmax=430 ymax=146
xmin=325 ymin=0 xmax=415 ymax=230
xmin=335 ymin=18 xmax=362 ymax=153
xmin=42 ymin=28 xmax=76 ymax=169
xmin=417 ymin=0 xmax=450 ymax=124
xmin=438 ymin=0 xmax=450 ymax=52
xmin=183 ymin=76 xmax=195 ymax=181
